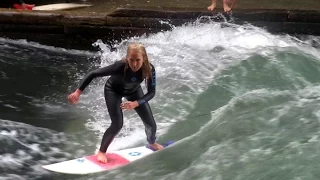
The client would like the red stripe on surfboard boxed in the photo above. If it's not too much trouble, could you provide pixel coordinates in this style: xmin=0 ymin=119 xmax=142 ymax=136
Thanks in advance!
xmin=13 ymin=4 xmax=33 ymax=10
xmin=13 ymin=4 xmax=23 ymax=9
xmin=86 ymin=153 xmax=130 ymax=169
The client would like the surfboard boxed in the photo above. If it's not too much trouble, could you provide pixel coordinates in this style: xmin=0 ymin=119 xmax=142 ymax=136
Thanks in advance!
xmin=13 ymin=3 xmax=93 ymax=11
xmin=32 ymin=3 xmax=93 ymax=11
xmin=42 ymin=140 xmax=174 ymax=174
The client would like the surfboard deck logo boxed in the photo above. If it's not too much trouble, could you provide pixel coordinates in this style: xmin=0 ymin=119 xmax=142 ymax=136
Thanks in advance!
xmin=42 ymin=140 xmax=174 ymax=174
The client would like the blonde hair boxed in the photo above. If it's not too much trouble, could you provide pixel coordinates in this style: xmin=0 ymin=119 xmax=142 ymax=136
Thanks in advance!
xmin=123 ymin=43 xmax=152 ymax=80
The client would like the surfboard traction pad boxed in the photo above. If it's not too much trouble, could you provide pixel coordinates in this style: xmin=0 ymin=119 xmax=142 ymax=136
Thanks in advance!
xmin=146 ymin=140 xmax=175 ymax=151
xmin=86 ymin=153 xmax=130 ymax=168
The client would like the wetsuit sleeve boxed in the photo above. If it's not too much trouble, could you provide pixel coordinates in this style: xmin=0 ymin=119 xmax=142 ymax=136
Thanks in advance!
xmin=137 ymin=65 xmax=156 ymax=105
xmin=78 ymin=61 xmax=123 ymax=91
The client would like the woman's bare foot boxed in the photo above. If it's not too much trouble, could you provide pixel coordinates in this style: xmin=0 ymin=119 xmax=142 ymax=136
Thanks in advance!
xmin=97 ymin=151 xmax=108 ymax=163
xmin=149 ymin=142 xmax=164 ymax=151
xmin=207 ymin=3 xmax=216 ymax=11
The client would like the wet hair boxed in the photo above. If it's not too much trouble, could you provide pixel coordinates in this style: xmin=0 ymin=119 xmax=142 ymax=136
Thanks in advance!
xmin=123 ymin=43 xmax=152 ymax=80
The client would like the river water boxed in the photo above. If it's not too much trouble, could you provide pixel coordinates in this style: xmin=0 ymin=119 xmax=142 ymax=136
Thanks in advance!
xmin=1 ymin=18 xmax=320 ymax=180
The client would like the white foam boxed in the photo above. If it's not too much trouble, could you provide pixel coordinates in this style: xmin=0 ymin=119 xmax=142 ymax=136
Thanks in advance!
xmin=0 ymin=154 xmax=24 ymax=169
xmin=0 ymin=174 xmax=27 ymax=180
xmin=0 ymin=130 xmax=18 ymax=137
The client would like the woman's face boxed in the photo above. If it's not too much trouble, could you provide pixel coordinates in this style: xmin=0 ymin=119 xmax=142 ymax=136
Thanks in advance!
xmin=127 ymin=50 xmax=144 ymax=72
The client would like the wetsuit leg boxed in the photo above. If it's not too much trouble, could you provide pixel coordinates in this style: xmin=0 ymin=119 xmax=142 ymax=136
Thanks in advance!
xmin=99 ymin=88 xmax=123 ymax=153
xmin=126 ymin=87 xmax=157 ymax=144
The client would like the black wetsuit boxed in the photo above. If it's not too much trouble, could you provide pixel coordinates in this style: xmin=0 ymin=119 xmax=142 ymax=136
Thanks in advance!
xmin=78 ymin=60 xmax=157 ymax=153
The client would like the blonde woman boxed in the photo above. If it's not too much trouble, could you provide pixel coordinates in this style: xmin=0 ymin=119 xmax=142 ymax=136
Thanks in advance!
xmin=68 ymin=43 xmax=163 ymax=163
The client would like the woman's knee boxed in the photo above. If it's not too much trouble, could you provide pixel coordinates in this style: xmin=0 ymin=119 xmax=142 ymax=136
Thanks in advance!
xmin=110 ymin=119 xmax=123 ymax=133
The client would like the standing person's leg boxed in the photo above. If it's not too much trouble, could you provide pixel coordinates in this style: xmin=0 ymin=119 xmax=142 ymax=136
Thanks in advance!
xmin=126 ymin=87 xmax=163 ymax=150
xmin=207 ymin=0 xmax=217 ymax=11
xmin=97 ymin=88 xmax=123 ymax=163
xmin=223 ymin=0 xmax=231 ymax=12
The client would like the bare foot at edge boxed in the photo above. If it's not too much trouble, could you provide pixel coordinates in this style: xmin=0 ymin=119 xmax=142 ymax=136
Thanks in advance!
xmin=149 ymin=142 xmax=164 ymax=151
xmin=223 ymin=4 xmax=232 ymax=12
xmin=97 ymin=151 xmax=108 ymax=163
xmin=207 ymin=3 xmax=216 ymax=11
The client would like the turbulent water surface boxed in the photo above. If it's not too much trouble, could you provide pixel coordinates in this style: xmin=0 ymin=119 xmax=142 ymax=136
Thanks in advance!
xmin=1 ymin=17 xmax=320 ymax=180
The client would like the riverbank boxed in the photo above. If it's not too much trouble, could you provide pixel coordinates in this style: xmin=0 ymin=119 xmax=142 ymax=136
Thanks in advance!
xmin=0 ymin=0 xmax=320 ymax=50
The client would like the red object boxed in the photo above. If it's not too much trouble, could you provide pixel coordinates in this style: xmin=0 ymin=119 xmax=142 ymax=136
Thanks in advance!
xmin=13 ymin=4 xmax=33 ymax=10
xmin=13 ymin=4 xmax=23 ymax=9
xmin=86 ymin=153 xmax=130 ymax=169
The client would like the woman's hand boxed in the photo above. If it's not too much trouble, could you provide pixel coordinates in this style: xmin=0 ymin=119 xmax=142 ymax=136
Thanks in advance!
xmin=68 ymin=89 xmax=82 ymax=104
xmin=120 ymin=101 xmax=139 ymax=110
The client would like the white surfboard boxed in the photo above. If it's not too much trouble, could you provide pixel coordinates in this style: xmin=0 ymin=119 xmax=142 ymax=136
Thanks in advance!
xmin=42 ymin=140 xmax=174 ymax=174
xmin=32 ymin=3 xmax=92 ymax=11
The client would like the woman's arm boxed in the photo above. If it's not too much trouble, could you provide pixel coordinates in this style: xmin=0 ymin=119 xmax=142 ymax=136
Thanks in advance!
xmin=78 ymin=61 xmax=123 ymax=91
xmin=68 ymin=61 xmax=124 ymax=104
xmin=137 ymin=65 xmax=156 ymax=105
